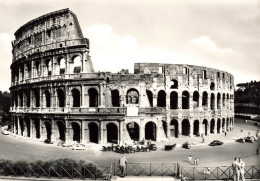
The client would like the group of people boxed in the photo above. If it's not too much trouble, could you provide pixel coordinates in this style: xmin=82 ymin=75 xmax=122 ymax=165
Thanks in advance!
xmin=232 ymin=157 xmax=245 ymax=181
xmin=188 ymin=155 xmax=198 ymax=165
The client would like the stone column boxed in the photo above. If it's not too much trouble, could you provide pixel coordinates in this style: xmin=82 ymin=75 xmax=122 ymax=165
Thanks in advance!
xmin=178 ymin=92 xmax=182 ymax=110
xmin=139 ymin=125 xmax=145 ymax=140
xmin=199 ymin=91 xmax=203 ymax=111
xmin=81 ymin=84 xmax=85 ymax=107
xmin=189 ymin=92 xmax=193 ymax=111
xmin=30 ymin=118 xmax=33 ymax=139
xmin=189 ymin=120 xmax=193 ymax=137
xmin=119 ymin=120 xmax=125 ymax=145
xmin=17 ymin=117 xmax=21 ymax=136
xmin=153 ymin=93 xmax=157 ymax=107
xmin=51 ymin=119 xmax=56 ymax=142
xmin=99 ymin=83 xmax=104 ymax=107
xmin=99 ymin=120 xmax=104 ymax=144
xmin=207 ymin=93 xmax=210 ymax=110
xmin=81 ymin=121 xmax=85 ymax=144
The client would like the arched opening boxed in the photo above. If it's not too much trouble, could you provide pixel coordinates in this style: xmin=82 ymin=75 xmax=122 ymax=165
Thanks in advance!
xmin=126 ymin=89 xmax=139 ymax=104
xmin=34 ymin=89 xmax=40 ymax=107
xmin=210 ymin=93 xmax=215 ymax=110
xmin=182 ymin=91 xmax=189 ymax=109
xmin=44 ymin=121 xmax=51 ymax=140
xmin=71 ymin=89 xmax=80 ymax=107
xmin=25 ymin=118 xmax=30 ymax=137
xmin=88 ymin=88 xmax=98 ymax=107
xmin=89 ymin=122 xmax=99 ymax=143
xmin=46 ymin=59 xmax=52 ymax=76
xmin=222 ymin=94 xmax=225 ymax=108
xmin=170 ymin=91 xmax=178 ymax=109
xmin=210 ymin=82 xmax=215 ymax=91
xmin=193 ymin=120 xmax=199 ymax=136
xmin=210 ymin=119 xmax=215 ymax=134
xmin=72 ymin=122 xmax=81 ymax=143
xmin=34 ymin=119 xmax=40 ymax=139
xmin=57 ymin=89 xmax=65 ymax=107
xmin=19 ymin=91 xmax=23 ymax=107
xmin=73 ymin=56 xmax=82 ymax=73
xmin=193 ymin=91 xmax=199 ymax=109
xmin=157 ymin=90 xmax=166 ymax=107
xmin=217 ymin=119 xmax=221 ymax=133
xmin=202 ymin=91 xmax=208 ymax=109
xmin=203 ymin=119 xmax=208 ymax=135
xmin=126 ymin=122 xmax=140 ymax=141
xmin=217 ymin=93 xmax=221 ymax=109
xmin=44 ymin=90 xmax=51 ymax=107
xmin=226 ymin=118 xmax=229 ymax=131
xmin=162 ymin=120 xmax=167 ymax=137
xmin=170 ymin=119 xmax=178 ymax=137
xmin=57 ymin=121 xmax=65 ymax=141
xmin=111 ymin=89 xmax=120 ymax=107
xmin=170 ymin=79 xmax=178 ymax=89
xmin=145 ymin=121 xmax=157 ymax=141
xmin=222 ymin=118 xmax=225 ymax=132
xmin=146 ymin=90 xmax=153 ymax=107
xmin=106 ymin=123 xmax=118 ymax=143
xmin=227 ymin=94 xmax=229 ymax=109
xmin=59 ymin=58 xmax=66 ymax=75
xmin=182 ymin=119 xmax=190 ymax=136
xmin=19 ymin=118 xmax=24 ymax=136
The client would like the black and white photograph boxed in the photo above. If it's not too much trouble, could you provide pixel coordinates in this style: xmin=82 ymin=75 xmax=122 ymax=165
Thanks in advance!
xmin=0 ymin=0 xmax=259 ymax=180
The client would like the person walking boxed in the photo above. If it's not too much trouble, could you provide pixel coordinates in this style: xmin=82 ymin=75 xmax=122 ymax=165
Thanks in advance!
xmin=239 ymin=158 xmax=245 ymax=181
xmin=119 ymin=155 xmax=127 ymax=177
xmin=232 ymin=157 xmax=240 ymax=181
xmin=194 ymin=158 xmax=198 ymax=165
xmin=188 ymin=155 xmax=192 ymax=164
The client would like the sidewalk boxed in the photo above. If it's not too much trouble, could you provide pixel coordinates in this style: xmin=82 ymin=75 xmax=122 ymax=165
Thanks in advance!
xmin=111 ymin=176 xmax=180 ymax=181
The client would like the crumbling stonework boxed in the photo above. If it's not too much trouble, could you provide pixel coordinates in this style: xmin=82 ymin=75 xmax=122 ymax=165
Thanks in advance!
xmin=10 ymin=9 xmax=234 ymax=145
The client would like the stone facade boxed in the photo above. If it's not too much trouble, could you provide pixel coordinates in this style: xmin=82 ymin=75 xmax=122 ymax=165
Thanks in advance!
xmin=10 ymin=9 xmax=234 ymax=145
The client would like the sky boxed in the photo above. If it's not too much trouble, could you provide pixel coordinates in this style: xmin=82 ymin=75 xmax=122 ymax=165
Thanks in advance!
xmin=0 ymin=0 xmax=259 ymax=91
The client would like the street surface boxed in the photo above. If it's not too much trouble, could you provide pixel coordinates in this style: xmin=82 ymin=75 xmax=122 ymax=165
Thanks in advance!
xmin=0 ymin=118 xmax=259 ymax=168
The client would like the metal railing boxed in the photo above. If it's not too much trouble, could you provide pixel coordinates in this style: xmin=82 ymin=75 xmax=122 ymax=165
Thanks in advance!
xmin=112 ymin=162 xmax=179 ymax=177
xmin=0 ymin=163 xmax=111 ymax=179
xmin=180 ymin=166 xmax=260 ymax=180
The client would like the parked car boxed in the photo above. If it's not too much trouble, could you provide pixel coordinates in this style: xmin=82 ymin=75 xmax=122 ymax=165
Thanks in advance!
xmin=44 ymin=139 xmax=53 ymax=144
xmin=1 ymin=129 xmax=10 ymax=135
xmin=244 ymin=136 xmax=254 ymax=143
xmin=183 ymin=142 xmax=191 ymax=149
xmin=72 ymin=144 xmax=86 ymax=150
xmin=164 ymin=144 xmax=176 ymax=151
xmin=209 ymin=140 xmax=223 ymax=146
xmin=236 ymin=138 xmax=245 ymax=143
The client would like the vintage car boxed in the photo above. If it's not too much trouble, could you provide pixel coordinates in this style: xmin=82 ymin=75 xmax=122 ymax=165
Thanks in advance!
xmin=72 ymin=144 xmax=86 ymax=150
xmin=209 ymin=140 xmax=223 ymax=146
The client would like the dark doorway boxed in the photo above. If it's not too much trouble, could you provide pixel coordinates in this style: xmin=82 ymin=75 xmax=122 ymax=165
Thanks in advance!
xmin=202 ymin=92 xmax=208 ymax=107
xmin=222 ymin=119 xmax=225 ymax=131
xmin=19 ymin=118 xmax=24 ymax=136
xmin=57 ymin=89 xmax=65 ymax=107
xmin=25 ymin=118 xmax=30 ymax=137
xmin=89 ymin=88 xmax=98 ymax=107
xmin=146 ymin=90 xmax=153 ymax=107
xmin=210 ymin=119 xmax=215 ymax=134
xmin=193 ymin=91 xmax=199 ymax=109
xmin=106 ymin=123 xmax=118 ymax=143
xmin=170 ymin=119 xmax=178 ymax=137
xmin=217 ymin=93 xmax=221 ymax=109
xmin=162 ymin=121 xmax=167 ymax=137
xmin=89 ymin=122 xmax=99 ymax=143
xmin=34 ymin=119 xmax=40 ymax=139
xmin=44 ymin=90 xmax=51 ymax=107
xmin=72 ymin=89 xmax=80 ymax=107
xmin=157 ymin=90 xmax=166 ymax=107
xmin=145 ymin=121 xmax=157 ymax=141
xmin=193 ymin=120 xmax=199 ymax=136
xmin=182 ymin=91 xmax=189 ymax=109
xmin=217 ymin=119 xmax=221 ymax=133
xmin=126 ymin=122 xmax=140 ymax=141
xmin=203 ymin=119 xmax=208 ymax=135
xmin=44 ymin=121 xmax=52 ymax=140
xmin=182 ymin=119 xmax=190 ymax=136
xmin=170 ymin=91 xmax=178 ymax=109
xmin=57 ymin=121 xmax=65 ymax=141
xmin=34 ymin=90 xmax=40 ymax=107
xmin=210 ymin=93 xmax=215 ymax=110
xmin=111 ymin=89 xmax=120 ymax=107
xmin=72 ymin=122 xmax=80 ymax=142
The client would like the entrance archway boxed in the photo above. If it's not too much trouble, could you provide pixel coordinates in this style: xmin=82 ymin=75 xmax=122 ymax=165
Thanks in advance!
xmin=126 ymin=122 xmax=140 ymax=141
xmin=72 ymin=122 xmax=81 ymax=142
xmin=202 ymin=119 xmax=208 ymax=135
xmin=170 ymin=119 xmax=178 ymax=137
xmin=217 ymin=119 xmax=221 ymax=133
xmin=106 ymin=123 xmax=118 ymax=143
xmin=57 ymin=121 xmax=65 ymax=141
xmin=34 ymin=119 xmax=40 ymax=139
xmin=25 ymin=118 xmax=30 ymax=137
xmin=210 ymin=119 xmax=215 ymax=134
xmin=145 ymin=121 xmax=157 ymax=141
xmin=89 ymin=122 xmax=99 ymax=143
xmin=182 ymin=119 xmax=190 ymax=136
xmin=162 ymin=121 xmax=167 ymax=137
xmin=19 ymin=118 xmax=25 ymax=136
xmin=170 ymin=91 xmax=178 ymax=109
xmin=222 ymin=118 xmax=225 ymax=132
xmin=44 ymin=121 xmax=52 ymax=140
xmin=193 ymin=120 xmax=199 ymax=136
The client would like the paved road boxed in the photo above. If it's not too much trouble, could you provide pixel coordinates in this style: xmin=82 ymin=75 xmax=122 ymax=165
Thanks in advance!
xmin=0 ymin=119 xmax=259 ymax=168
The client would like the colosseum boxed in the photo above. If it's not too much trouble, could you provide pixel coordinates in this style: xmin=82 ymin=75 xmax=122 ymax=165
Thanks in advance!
xmin=10 ymin=9 xmax=234 ymax=145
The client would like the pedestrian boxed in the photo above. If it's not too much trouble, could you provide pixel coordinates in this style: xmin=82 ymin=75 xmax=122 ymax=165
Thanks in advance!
xmin=202 ymin=137 xmax=205 ymax=143
xmin=225 ymin=132 xmax=227 ymax=136
xmin=238 ymin=158 xmax=245 ymax=181
xmin=203 ymin=167 xmax=211 ymax=178
xmin=119 ymin=155 xmax=127 ymax=177
xmin=188 ymin=155 xmax=192 ymax=164
xmin=232 ymin=157 xmax=240 ymax=181
xmin=194 ymin=158 xmax=198 ymax=165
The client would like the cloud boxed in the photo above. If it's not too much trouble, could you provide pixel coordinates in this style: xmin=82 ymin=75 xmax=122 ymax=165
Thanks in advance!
xmin=0 ymin=33 xmax=12 ymax=91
